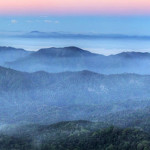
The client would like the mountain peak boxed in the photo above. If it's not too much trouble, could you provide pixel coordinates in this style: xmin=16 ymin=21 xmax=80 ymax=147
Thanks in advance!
xmin=0 ymin=46 xmax=26 ymax=52
xmin=63 ymin=46 xmax=83 ymax=50
xmin=34 ymin=46 xmax=95 ymax=57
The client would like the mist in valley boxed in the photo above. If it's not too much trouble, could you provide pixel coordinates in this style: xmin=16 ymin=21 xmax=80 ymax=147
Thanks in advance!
xmin=0 ymin=46 xmax=150 ymax=149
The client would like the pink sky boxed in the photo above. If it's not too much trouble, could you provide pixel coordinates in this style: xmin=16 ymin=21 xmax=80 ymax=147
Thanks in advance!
xmin=0 ymin=0 xmax=150 ymax=15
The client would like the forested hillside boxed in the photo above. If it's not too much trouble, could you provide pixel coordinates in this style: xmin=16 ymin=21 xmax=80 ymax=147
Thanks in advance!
xmin=0 ymin=66 xmax=150 ymax=124
xmin=0 ymin=121 xmax=150 ymax=150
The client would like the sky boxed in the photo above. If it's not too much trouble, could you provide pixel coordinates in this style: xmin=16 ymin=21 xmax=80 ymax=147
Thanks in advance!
xmin=0 ymin=0 xmax=150 ymax=54
xmin=0 ymin=0 xmax=150 ymax=34
xmin=0 ymin=16 xmax=150 ymax=35
xmin=0 ymin=0 xmax=150 ymax=16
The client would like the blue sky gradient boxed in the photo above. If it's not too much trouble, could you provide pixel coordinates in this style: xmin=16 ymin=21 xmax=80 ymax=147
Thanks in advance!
xmin=1 ymin=16 xmax=150 ymax=54
xmin=1 ymin=16 xmax=150 ymax=35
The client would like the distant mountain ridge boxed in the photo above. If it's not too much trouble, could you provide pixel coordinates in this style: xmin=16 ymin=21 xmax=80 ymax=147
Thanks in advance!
xmin=19 ymin=31 xmax=150 ymax=41
xmin=33 ymin=46 xmax=95 ymax=57
xmin=0 ymin=46 xmax=25 ymax=52
xmin=3 ymin=46 xmax=150 ymax=74
xmin=0 ymin=46 xmax=150 ymax=74
xmin=0 ymin=46 xmax=32 ymax=66
xmin=114 ymin=51 xmax=150 ymax=58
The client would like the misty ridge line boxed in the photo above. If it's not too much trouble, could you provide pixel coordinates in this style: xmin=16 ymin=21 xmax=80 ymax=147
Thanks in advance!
xmin=1 ymin=45 xmax=150 ymax=56
xmin=1 ymin=45 xmax=150 ymax=74
xmin=0 ymin=65 xmax=149 ymax=77
xmin=2 ymin=31 xmax=150 ymax=40
xmin=1 ymin=63 xmax=150 ymax=125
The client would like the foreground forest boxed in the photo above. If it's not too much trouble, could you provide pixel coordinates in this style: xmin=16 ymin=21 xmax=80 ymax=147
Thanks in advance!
xmin=0 ymin=121 xmax=150 ymax=150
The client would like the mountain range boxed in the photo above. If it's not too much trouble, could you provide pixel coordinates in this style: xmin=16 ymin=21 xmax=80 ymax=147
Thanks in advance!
xmin=1 ymin=46 xmax=150 ymax=149
xmin=0 ymin=46 xmax=149 ymax=74
xmin=0 ymin=66 xmax=150 ymax=124
xmin=17 ymin=31 xmax=150 ymax=40
xmin=0 ymin=46 xmax=150 ymax=125
xmin=0 ymin=46 xmax=31 ymax=66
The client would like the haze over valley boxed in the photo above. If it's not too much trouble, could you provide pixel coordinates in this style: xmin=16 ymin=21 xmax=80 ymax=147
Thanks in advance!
xmin=0 ymin=46 xmax=150 ymax=149
xmin=0 ymin=46 xmax=150 ymax=124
